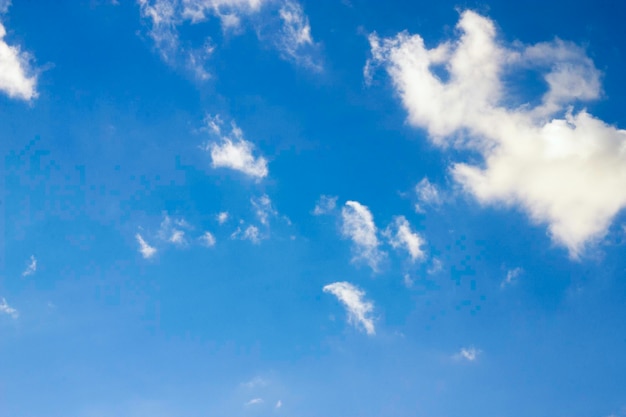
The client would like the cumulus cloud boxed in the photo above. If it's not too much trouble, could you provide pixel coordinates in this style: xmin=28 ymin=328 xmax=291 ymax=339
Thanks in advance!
xmin=216 ymin=211 xmax=229 ymax=224
xmin=22 ymin=255 xmax=37 ymax=277
xmin=453 ymin=346 xmax=481 ymax=362
xmin=158 ymin=215 xmax=190 ymax=246
xmin=205 ymin=115 xmax=268 ymax=179
xmin=323 ymin=281 xmax=375 ymax=335
xmin=313 ymin=195 xmax=337 ymax=215
xmin=136 ymin=233 xmax=157 ymax=259
xmin=383 ymin=215 xmax=426 ymax=262
xmin=138 ymin=0 xmax=321 ymax=75
xmin=367 ymin=10 xmax=626 ymax=257
xmin=501 ymin=267 xmax=523 ymax=288
xmin=0 ymin=11 xmax=37 ymax=100
xmin=341 ymin=201 xmax=385 ymax=271
xmin=0 ymin=297 xmax=18 ymax=319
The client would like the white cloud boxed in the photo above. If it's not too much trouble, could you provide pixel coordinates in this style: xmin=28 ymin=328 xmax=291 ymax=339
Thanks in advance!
xmin=367 ymin=10 xmax=626 ymax=257
xmin=313 ymin=195 xmax=337 ymax=215
xmin=323 ymin=281 xmax=375 ymax=335
xmin=205 ymin=115 xmax=268 ymax=179
xmin=383 ymin=215 xmax=426 ymax=262
xmin=341 ymin=201 xmax=385 ymax=271
xmin=453 ymin=346 xmax=481 ymax=362
xmin=139 ymin=0 xmax=320 ymax=75
xmin=275 ymin=0 xmax=321 ymax=70
xmin=231 ymin=224 xmax=261 ymax=244
xmin=0 ymin=297 xmax=18 ymax=319
xmin=241 ymin=376 xmax=268 ymax=388
xmin=251 ymin=194 xmax=276 ymax=225
xmin=403 ymin=273 xmax=414 ymax=288
xmin=245 ymin=398 xmax=263 ymax=406
xmin=414 ymin=177 xmax=442 ymax=212
xmin=158 ymin=215 xmax=189 ymax=246
xmin=199 ymin=231 xmax=216 ymax=247
xmin=275 ymin=400 xmax=282 ymax=409
xmin=22 ymin=255 xmax=37 ymax=277
xmin=136 ymin=233 xmax=157 ymax=259
xmin=427 ymin=257 xmax=443 ymax=275
xmin=0 ymin=18 xmax=37 ymax=101
xmin=216 ymin=211 xmax=229 ymax=224
xmin=501 ymin=267 xmax=523 ymax=288
xmin=0 ymin=0 xmax=10 ymax=14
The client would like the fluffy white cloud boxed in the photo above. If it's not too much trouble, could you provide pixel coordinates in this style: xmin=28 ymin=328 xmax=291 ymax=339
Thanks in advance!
xmin=383 ymin=215 xmax=426 ymax=262
xmin=367 ymin=10 xmax=626 ymax=257
xmin=313 ymin=195 xmax=337 ymax=215
xmin=323 ymin=281 xmax=375 ymax=335
xmin=0 ymin=297 xmax=18 ymax=319
xmin=341 ymin=201 xmax=385 ymax=271
xmin=453 ymin=346 xmax=481 ymax=362
xmin=501 ymin=267 xmax=523 ymax=288
xmin=199 ymin=231 xmax=216 ymax=247
xmin=22 ymin=255 xmax=37 ymax=277
xmin=136 ymin=233 xmax=157 ymax=258
xmin=205 ymin=115 xmax=268 ymax=179
xmin=216 ymin=211 xmax=229 ymax=224
xmin=0 ymin=18 xmax=37 ymax=100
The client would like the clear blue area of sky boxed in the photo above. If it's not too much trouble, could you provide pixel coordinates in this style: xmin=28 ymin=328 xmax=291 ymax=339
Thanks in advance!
xmin=1 ymin=1 xmax=626 ymax=416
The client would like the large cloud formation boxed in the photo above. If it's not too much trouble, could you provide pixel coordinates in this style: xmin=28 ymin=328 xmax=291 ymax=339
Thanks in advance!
xmin=367 ymin=10 xmax=626 ymax=257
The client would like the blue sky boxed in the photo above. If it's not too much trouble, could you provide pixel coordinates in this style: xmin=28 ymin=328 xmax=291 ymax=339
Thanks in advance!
xmin=1 ymin=0 xmax=626 ymax=416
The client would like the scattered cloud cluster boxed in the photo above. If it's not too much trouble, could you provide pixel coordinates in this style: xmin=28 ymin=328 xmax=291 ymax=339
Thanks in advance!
xmin=367 ymin=10 xmax=626 ymax=257
xmin=0 ymin=3 xmax=38 ymax=100
xmin=204 ymin=115 xmax=269 ymax=180
xmin=22 ymin=255 xmax=37 ymax=277
xmin=138 ymin=0 xmax=321 ymax=78
xmin=0 ymin=297 xmax=18 ymax=319
xmin=323 ymin=281 xmax=375 ymax=335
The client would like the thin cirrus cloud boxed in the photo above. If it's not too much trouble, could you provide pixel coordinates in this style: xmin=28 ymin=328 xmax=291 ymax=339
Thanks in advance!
xmin=312 ymin=194 xmax=337 ymax=215
xmin=138 ymin=0 xmax=322 ymax=78
xmin=323 ymin=281 xmax=375 ymax=335
xmin=21 ymin=255 xmax=37 ymax=277
xmin=0 ymin=297 xmax=19 ymax=319
xmin=414 ymin=177 xmax=442 ymax=213
xmin=0 ymin=4 xmax=38 ymax=101
xmin=367 ymin=9 xmax=626 ymax=258
xmin=341 ymin=200 xmax=386 ymax=272
xmin=204 ymin=115 xmax=269 ymax=180
xmin=383 ymin=215 xmax=426 ymax=262
xmin=453 ymin=346 xmax=481 ymax=362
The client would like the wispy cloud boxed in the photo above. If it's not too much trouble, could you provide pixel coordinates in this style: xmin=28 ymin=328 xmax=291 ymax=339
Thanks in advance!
xmin=414 ymin=177 xmax=442 ymax=213
xmin=367 ymin=10 xmax=626 ymax=257
xmin=245 ymin=398 xmax=263 ymax=406
xmin=274 ymin=0 xmax=322 ymax=70
xmin=251 ymin=194 xmax=276 ymax=225
xmin=22 ymin=255 xmax=37 ymax=277
xmin=275 ymin=400 xmax=282 ymax=409
xmin=323 ymin=281 xmax=375 ymax=335
xmin=205 ymin=115 xmax=268 ymax=179
xmin=136 ymin=233 xmax=157 ymax=259
xmin=341 ymin=201 xmax=385 ymax=272
xmin=313 ymin=195 xmax=337 ymax=215
xmin=383 ymin=215 xmax=426 ymax=262
xmin=216 ymin=211 xmax=229 ymax=224
xmin=501 ymin=267 xmax=523 ymax=288
xmin=453 ymin=346 xmax=481 ymax=362
xmin=0 ymin=297 xmax=18 ymax=319
xmin=231 ymin=224 xmax=262 ymax=244
xmin=158 ymin=215 xmax=190 ymax=246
